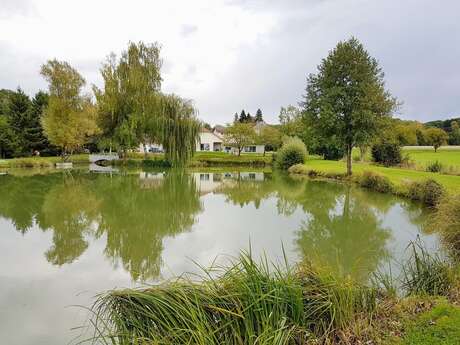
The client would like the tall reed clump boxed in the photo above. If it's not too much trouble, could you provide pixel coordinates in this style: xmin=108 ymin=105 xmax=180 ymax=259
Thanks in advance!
xmin=89 ymin=252 xmax=376 ymax=345
xmin=358 ymin=171 xmax=393 ymax=193
xmin=275 ymin=137 xmax=308 ymax=170
xmin=401 ymin=242 xmax=453 ymax=297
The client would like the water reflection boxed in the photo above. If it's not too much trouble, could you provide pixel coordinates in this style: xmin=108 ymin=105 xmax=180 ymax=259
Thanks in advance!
xmin=0 ymin=169 xmax=433 ymax=282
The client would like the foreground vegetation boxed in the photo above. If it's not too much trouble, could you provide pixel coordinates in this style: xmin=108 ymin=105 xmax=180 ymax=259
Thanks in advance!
xmin=89 ymin=244 xmax=460 ymax=345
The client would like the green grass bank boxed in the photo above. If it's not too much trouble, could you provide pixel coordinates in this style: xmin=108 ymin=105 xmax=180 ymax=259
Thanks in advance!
xmin=291 ymin=159 xmax=460 ymax=194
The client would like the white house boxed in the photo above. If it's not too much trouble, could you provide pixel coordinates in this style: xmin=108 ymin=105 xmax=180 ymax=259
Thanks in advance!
xmin=196 ymin=128 xmax=224 ymax=152
xmin=139 ymin=126 xmax=267 ymax=154
xmin=196 ymin=127 xmax=265 ymax=154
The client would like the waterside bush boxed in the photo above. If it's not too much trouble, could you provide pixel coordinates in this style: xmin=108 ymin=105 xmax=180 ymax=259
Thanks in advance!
xmin=275 ymin=137 xmax=308 ymax=170
xmin=358 ymin=171 xmax=393 ymax=193
xmin=432 ymin=194 xmax=460 ymax=256
xmin=371 ymin=140 xmax=402 ymax=167
xmin=405 ymin=179 xmax=444 ymax=207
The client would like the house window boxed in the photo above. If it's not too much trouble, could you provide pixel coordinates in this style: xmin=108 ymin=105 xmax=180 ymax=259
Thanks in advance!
xmin=244 ymin=146 xmax=256 ymax=152
xmin=200 ymin=143 xmax=210 ymax=151
xmin=200 ymin=173 xmax=210 ymax=181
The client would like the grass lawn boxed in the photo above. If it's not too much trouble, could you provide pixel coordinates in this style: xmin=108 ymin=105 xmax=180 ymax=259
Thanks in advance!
xmin=399 ymin=302 xmax=460 ymax=345
xmin=403 ymin=147 xmax=460 ymax=170
xmin=0 ymin=154 xmax=89 ymax=168
xmin=304 ymin=159 xmax=460 ymax=193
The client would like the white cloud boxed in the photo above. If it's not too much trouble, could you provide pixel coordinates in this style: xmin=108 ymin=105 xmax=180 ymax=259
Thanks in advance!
xmin=0 ymin=0 xmax=459 ymax=125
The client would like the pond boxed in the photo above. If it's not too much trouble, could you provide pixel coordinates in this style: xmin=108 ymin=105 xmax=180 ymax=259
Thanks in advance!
xmin=0 ymin=167 xmax=438 ymax=344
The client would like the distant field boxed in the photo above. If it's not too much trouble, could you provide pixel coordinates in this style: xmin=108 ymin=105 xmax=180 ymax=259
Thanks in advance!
xmin=402 ymin=147 xmax=460 ymax=170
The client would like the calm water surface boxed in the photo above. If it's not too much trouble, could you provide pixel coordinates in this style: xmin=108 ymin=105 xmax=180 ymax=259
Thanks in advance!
xmin=0 ymin=167 xmax=438 ymax=344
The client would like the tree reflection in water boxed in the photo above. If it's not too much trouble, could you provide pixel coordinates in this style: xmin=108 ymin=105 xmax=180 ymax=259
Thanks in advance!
xmin=0 ymin=169 xmax=429 ymax=282
xmin=0 ymin=170 xmax=202 ymax=281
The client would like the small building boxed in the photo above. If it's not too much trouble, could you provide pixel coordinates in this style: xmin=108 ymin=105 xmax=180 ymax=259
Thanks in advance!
xmin=196 ymin=128 xmax=224 ymax=152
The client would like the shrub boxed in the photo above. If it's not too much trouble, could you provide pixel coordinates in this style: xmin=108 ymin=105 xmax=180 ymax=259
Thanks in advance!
xmin=426 ymin=160 xmax=443 ymax=173
xmin=432 ymin=195 xmax=460 ymax=256
xmin=275 ymin=137 xmax=308 ymax=170
xmin=406 ymin=179 xmax=444 ymax=207
xmin=288 ymin=163 xmax=309 ymax=175
xmin=313 ymin=143 xmax=344 ymax=160
xmin=371 ymin=141 xmax=402 ymax=166
xmin=358 ymin=171 xmax=393 ymax=193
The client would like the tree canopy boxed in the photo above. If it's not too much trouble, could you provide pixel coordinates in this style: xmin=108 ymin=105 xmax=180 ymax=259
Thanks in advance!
xmin=94 ymin=41 xmax=200 ymax=166
xmin=41 ymin=59 xmax=100 ymax=159
xmin=301 ymin=37 xmax=397 ymax=175
xmin=223 ymin=122 xmax=255 ymax=156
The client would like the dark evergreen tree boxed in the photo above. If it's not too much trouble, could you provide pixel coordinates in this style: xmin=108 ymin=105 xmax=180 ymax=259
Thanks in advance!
xmin=8 ymin=88 xmax=32 ymax=156
xmin=247 ymin=112 xmax=253 ymax=123
xmin=234 ymin=112 xmax=238 ymax=123
xmin=239 ymin=110 xmax=247 ymax=123
xmin=255 ymin=108 xmax=263 ymax=122
xmin=27 ymin=91 xmax=52 ymax=153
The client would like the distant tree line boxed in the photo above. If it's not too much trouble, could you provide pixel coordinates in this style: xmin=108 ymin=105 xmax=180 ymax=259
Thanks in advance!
xmin=233 ymin=108 xmax=264 ymax=123
xmin=0 ymin=41 xmax=201 ymax=166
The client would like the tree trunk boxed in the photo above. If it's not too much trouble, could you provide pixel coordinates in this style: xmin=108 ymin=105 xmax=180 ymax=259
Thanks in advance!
xmin=238 ymin=147 xmax=242 ymax=156
xmin=346 ymin=144 xmax=352 ymax=176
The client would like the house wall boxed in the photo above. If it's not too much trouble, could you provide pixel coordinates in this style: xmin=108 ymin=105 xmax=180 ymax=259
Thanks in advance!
xmin=196 ymin=132 xmax=223 ymax=151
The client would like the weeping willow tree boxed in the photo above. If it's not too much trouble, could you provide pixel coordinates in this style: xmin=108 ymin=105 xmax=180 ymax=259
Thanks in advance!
xmin=144 ymin=94 xmax=200 ymax=166
xmin=94 ymin=41 xmax=200 ymax=166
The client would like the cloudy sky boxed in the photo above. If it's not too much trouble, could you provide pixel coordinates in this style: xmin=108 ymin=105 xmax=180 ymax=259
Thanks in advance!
xmin=1 ymin=0 xmax=459 ymax=125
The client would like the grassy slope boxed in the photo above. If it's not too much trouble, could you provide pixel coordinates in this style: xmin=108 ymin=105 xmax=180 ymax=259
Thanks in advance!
xmin=399 ymin=302 xmax=460 ymax=345
xmin=304 ymin=159 xmax=460 ymax=193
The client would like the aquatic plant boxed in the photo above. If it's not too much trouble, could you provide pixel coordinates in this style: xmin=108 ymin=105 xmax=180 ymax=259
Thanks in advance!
xmin=401 ymin=241 xmax=452 ymax=297
xmin=89 ymin=252 xmax=376 ymax=345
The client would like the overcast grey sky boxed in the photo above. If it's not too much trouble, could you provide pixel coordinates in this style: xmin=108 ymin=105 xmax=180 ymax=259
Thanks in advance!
xmin=1 ymin=0 xmax=459 ymax=125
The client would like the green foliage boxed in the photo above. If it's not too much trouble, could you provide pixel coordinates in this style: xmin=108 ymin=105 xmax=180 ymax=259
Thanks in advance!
xmin=255 ymin=108 xmax=263 ymax=122
xmin=371 ymin=140 xmax=402 ymax=166
xmin=358 ymin=171 xmax=393 ymax=193
xmin=426 ymin=160 xmax=443 ymax=173
xmin=402 ymin=242 xmax=452 ymax=296
xmin=95 ymin=41 xmax=199 ymax=166
xmin=448 ymin=120 xmax=460 ymax=145
xmin=41 ymin=59 xmax=100 ymax=160
xmin=0 ymin=89 xmax=55 ymax=158
xmin=223 ymin=122 xmax=256 ymax=155
xmin=94 ymin=41 xmax=163 ymax=153
xmin=275 ymin=137 xmax=307 ymax=170
xmin=425 ymin=127 xmax=449 ymax=152
xmin=401 ymin=302 xmax=460 ymax=345
xmin=278 ymin=105 xmax=303 ymax=138
xmin=287 ymin=163 xmax=309 ymax=175
xmin=257 ymin=125 xmax=282 ymax=152
xmin=302 ymin=37 xmax=397 ymax=175
xmin=406 ymin=179 xmax=444 ymax=207
xmin=90 ymin=251 xmax=376 ymax=345
xmin=432 ymin=194 xmax=460 ymax=256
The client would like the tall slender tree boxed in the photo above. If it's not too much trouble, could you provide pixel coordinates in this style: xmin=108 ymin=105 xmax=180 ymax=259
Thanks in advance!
xmin=95 ymin=41 xmax=199 ymax=166
xmin=41 ymin=59 xmax=100 ymax=160
xmin=255 ymin=108 xmax=263 ymax=122
xmin=302 ymin=37 xmax=397 ymax=175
